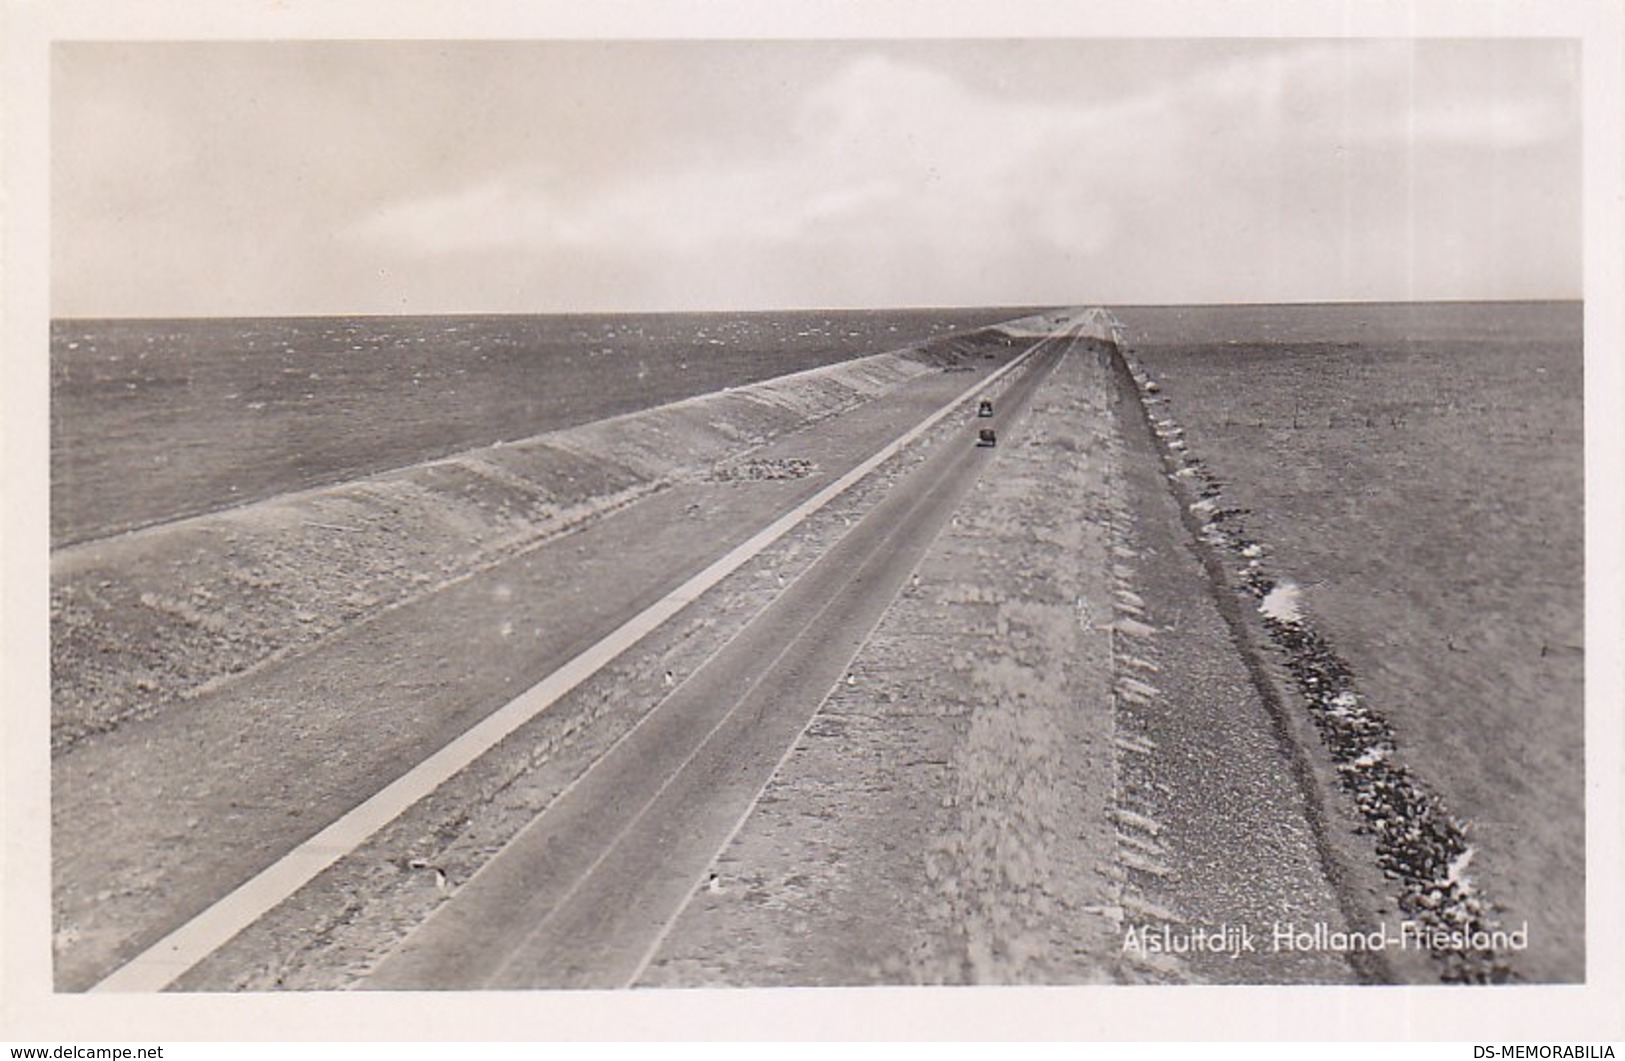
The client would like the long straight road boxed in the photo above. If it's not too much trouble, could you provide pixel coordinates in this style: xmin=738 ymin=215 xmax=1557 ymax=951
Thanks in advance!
xmin=65 ymin=313 xmax=1391 ymax=994
xmin=67 ymin=324 xmax=1068 ymax=993
xmin=363 ymin=340 xmax=1069 ymax=989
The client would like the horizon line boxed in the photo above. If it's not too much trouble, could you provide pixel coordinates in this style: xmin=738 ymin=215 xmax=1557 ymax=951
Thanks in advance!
xmin=49 ymin=296 xmax=1585 ymax=323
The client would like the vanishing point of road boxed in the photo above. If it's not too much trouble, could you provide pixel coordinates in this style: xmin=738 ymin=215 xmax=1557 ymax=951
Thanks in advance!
xmin=366 ymin=335 xmax=1066 ymax=989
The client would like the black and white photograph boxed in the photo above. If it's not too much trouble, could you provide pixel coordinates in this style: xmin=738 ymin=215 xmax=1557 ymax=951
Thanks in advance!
xmin=4 ymin=0 xmax=1623 ymax=1045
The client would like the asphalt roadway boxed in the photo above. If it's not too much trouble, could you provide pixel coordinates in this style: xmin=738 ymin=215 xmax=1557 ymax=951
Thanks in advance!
xmin=63 ymin=319 xmax=1395 ymax=994
xmin=59 ymin=332 xmax=1056 ymax=992
xmin=363 ymin=341 xmax=1064 ymax=989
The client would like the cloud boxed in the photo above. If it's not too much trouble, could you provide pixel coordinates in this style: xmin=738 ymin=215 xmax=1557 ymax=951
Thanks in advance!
xmin=58 ymin=39 xmax=1578 ymax=315
xmin=346 ymin=51 xmax=1143 ymax=306
xmin=354 ymin=44 xmax=1470 ymax=274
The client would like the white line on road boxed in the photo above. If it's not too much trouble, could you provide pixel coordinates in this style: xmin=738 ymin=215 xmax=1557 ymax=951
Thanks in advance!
xmin=90 ymin=333 xmax=1059 ymax=993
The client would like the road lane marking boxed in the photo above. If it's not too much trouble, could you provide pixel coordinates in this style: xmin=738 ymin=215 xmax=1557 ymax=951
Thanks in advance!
xmin=513 ymin=382 xmax=1000 ymax=987
xmin=90 ymin=332 xmax=1062 ymax=994
xmin=371 ymin=345 xmax=1070 ymax=986
xmin=619 ymin=355 xmax=1062 ymax=988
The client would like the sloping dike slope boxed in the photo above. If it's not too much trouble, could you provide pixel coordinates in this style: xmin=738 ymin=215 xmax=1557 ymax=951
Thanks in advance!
xmin=50 ymin=326 xmax=1029 ymax=754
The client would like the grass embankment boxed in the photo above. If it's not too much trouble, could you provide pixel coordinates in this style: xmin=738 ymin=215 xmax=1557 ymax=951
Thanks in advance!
xmin=52 ymin=308 xmax=1038 ymax=546
xmin=50 ymin=332 xmax=1023 ymax=753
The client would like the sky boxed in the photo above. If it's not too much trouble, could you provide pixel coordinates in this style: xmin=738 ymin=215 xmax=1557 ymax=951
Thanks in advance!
xmin=50 ymin=37 xmax=1582 ymax=317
